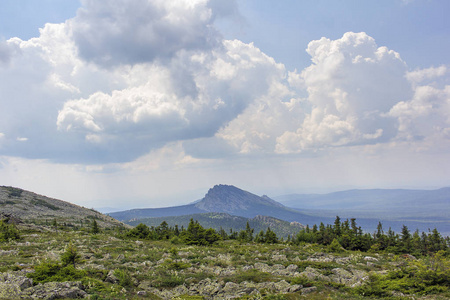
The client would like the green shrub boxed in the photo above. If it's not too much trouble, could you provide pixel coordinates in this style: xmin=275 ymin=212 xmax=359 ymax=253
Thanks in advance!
xmin=162 ymin=259 xmax=190 ymax=271
xmin=171 ymin=236 xmax=182 ymax=244
xmin=28 ymin=262 xmax=86 ymax=283
xmin=61 ymin=243 xmax=81 ymax=267
xmin=113 ymin=269 xmax=132 ymax=287
xmin=0 ymin=220 xmax=20 ymax=242
xmin=355 ymin=251 xmax=450 ymax=297
xmin=152 ymin=272 xmax=185 ymax=288
xmin=290 ymin=276 xmax=314 ymax=287
xmin=328 ymin=238 xmax=345 ymax=253
xmin=126 ymin=223 xmax=150 ymax=239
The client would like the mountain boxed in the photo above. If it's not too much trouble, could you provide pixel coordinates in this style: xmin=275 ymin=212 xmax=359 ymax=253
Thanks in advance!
xmin=274 ymin=187 xmax=450 ymax=219
xmin=126 ymin=212 xmax=304 ymax=238
xmin=110 ymin=185 xmax=450 ymax=236
xmin=274 ymin=187 xmax=450 ymax=236
xmin=0 ymin=186 xmax=125 ymax=228
xmin=110 ymin=184 xmax=326 ymax=225
xmin=195 ymin=184 xmax=285 ymax=213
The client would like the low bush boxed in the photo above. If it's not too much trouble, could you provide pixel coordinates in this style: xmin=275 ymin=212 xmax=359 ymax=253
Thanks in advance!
xmin=113 ymin=269 xmax=132 ymax=287
xmin=28 ymin=262 xmax=86 ymax=283
xmin=0 ymin=220 xmax=20 ymax=242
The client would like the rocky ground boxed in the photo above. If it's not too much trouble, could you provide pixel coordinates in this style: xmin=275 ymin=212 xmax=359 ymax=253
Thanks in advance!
xmin=1 ymin=227 xmax=448 ymax=299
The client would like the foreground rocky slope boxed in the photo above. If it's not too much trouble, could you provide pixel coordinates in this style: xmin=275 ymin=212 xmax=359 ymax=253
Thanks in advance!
xmin=1 ymin=226 xmax=448 ymax=299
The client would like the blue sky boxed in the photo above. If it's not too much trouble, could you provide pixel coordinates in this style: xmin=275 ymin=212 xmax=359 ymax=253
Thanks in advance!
xmin=0 ymin=0 xmax=449 ymax=209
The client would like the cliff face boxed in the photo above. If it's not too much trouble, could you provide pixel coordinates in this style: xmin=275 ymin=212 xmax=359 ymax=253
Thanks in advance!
xmin=194 ymin=184 xmax=285 ymax=214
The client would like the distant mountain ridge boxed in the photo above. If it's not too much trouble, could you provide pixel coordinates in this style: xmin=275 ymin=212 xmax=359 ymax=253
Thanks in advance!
xmin=274 ymin=187 xmax=450 ymax=219
xmin=110 ymin=184 xmax=323 ymax=225
xmin=110 ymin=184 xmax=450 ymax=237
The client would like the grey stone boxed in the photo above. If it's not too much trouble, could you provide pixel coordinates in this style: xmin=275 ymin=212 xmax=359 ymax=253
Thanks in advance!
xmin=0 ymin=282 xmax=21 ymax=299
xmin=288 ymin=284 xmax=303 ymax=293
xmin=273 ymin=279 xmax=290 ymax=292
xmin=271 ymin=254 xmax=287 ymax=261
xmin=105 ymin=270 xmax=119 ymax=284
xmin=299 ymin=267 xmax=329 ymax=281
xmin=301 ymin=286 xmax=317 ymax=294
xmin=364 ymin=256 xmax=378 ymax=262
xmin=286 ymin=264 xmax=298 ymax=273
xmin=222 ymin=282 xmax=240 ymax=293
xmin=21 ymin=281 xmax=86 ymax=299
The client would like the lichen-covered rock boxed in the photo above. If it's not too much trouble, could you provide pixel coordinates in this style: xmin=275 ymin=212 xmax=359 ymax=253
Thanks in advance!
xmin=222 ymin=281 xmax=240 ymax=294
xmin=301 ymin=286 xmax=317 ymax=294
xmin=0 ymin=282 xmax=21 ymax=299
xmin=271 ymin=254 xmax=287 ymax=261
xmin=21 ymin=281 xmax=86 ymax=299
xmin=254 ymin=262 xmax=271 ymax=273
xmin=0 ymin=250 xmax=18 ymax=256
xmin=328 ymin=268 xmax=368 ymax=287
xmin=287 ymin=284 xmax=303 ymax=293
xmin=306 ymin=253 xmax=335 ymax=263
xmin=299 ymin=267 xmax=330 ymax=282
xmin=105 ymin=270 xmax=119 ymax=284
xmin=3 ymin=272 xmax=33 ymax=290
xmin=273 ymin=280 xmax=291 ymax=292
xmin=286 ymin=264 xmax=298 ymax=273
xmin=364 ymin=256 xmax=378 ymax=262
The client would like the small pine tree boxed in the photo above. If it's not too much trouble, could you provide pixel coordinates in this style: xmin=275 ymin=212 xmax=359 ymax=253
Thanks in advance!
xmin=0 ymin=220 xmax=20 ymax=242
xmin=264 ymin=227 xmax=278 ymax=244
xmin=61 ymin=243 xmax=81 ymax=268
xmin=91 ymin=220 xmax=100 ymax=234
xmin=52 ymin=219 xmax=58 ymax=233
xmin=328 ymin=238 xmax=344 ymax=252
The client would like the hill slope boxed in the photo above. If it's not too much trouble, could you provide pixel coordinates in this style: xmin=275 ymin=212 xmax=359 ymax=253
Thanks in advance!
xmin=0 ymin=186 xmax=125 ymax=228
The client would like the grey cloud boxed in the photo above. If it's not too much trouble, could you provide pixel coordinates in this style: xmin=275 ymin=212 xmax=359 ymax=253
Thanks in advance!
xmin=55 ymin=39 xmax=284 ymax=163
xmin=71 ymin=0 xmax=221 ymax=67
xmin=0 ymin=41 xmax=11 ymax=64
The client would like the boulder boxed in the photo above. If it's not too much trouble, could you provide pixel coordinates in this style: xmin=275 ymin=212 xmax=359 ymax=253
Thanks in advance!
xmin=271 ymin=254 xmax=287 ymax=261
xmin=301 ymin=286 xmax=317 ymax=294
xmin=2 ymin=272 xmax=33 ymax=290
xmin=286 ymin=264 xmax=298 ymax=273
xmin=364 ymin=256 xmax=378 ymax=262
xmin=105 ymin=270 xmax=119 ymax=284
xmin=222 ymin=282 xmax=240 ymax=294
xmin=299 ymin=267 xmax=329 ymax=282
xmin=0 ymin=282 xmax=21 ymax=299
xmin=21 ymin=281 xmax=86 ymax=299
xmin=273 ymin=280 xmax=291 ymax=292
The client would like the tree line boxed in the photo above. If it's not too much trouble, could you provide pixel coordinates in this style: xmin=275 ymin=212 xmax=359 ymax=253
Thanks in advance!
xmin=3 ymin=214 xmax=447 ymax=256
xmin=124 ymin=216 xmax=449 ymax=256
xmin=293 ymin=216 xmax=449 ymax=255
xmin=125 ymin=219 xmax=279 ymax=245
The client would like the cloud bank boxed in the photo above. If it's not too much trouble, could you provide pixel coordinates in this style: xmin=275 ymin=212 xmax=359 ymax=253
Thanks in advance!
xmin=0 ymin=0 xmax=449 ymax=166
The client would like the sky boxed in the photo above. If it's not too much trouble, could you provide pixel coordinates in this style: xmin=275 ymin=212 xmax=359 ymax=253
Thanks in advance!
xmin=0 ymin=0 xmax=449 ymax=210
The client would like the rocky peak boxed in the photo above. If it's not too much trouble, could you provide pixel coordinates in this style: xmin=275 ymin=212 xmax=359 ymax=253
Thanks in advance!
xmin=194 ymin=185 xmax=284 ymax=214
